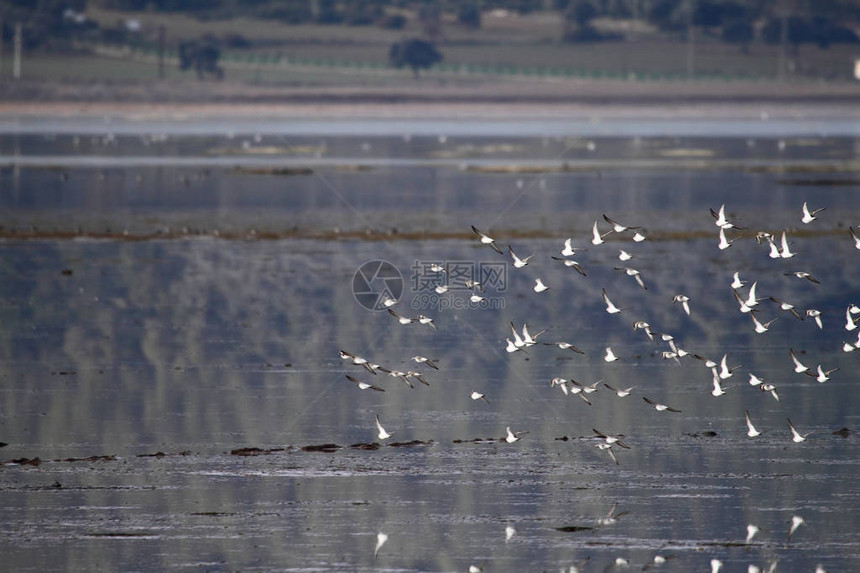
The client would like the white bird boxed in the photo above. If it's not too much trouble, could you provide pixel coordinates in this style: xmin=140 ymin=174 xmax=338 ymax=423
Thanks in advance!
xmin=339 ymin=350 xmax=378 ymax=374
xmin=711 ymin=559 xmax=724 ymax=573
xmin=387 ymin=309 xmax=415 ymax=325
xmin=602 ymin=288 xmax=623 ymax=314
xmin=470 ymin=390 xmax=489 ymax=403
xmin=850 ymin=226 xmax=860 ymax=249
xmin=505 ymin=338 xmax=521 ymax=354
xmin=761 ymin=382 xmax=780 ymax=402
xmin=507 ymin=245 xmax=533 ymax=268
xmin=614 ymin=266 xmax=646 ymax=290
xmin=510 ymin=322 xmax=526 ymax=348
xmin=470 ymin=293 xmax=485 ymax=303
xmin=561 ymin=237 xmax=583 ymax=257
xmin=785 ymin=271 xmax=819 ymax=284
xmin=733 ymin=289 xmax=756 ymax=314
xmin=779 ymin=231 xmax=796 ymax=258
xmin=521 ymin=323 xmax=545 ymax=346
xmin=633 ymin=321 xmax=653 ymax=340
xmin=673 ymin=294 xmax=691 ymax=316
xmin=643 ymin=396 xmax=681 ymax=413
xmin=719 ymin=354 xmax=741 ymax=379
xmin=604 ymin=347 xmax=619 ymax=362
xmin=748 ymin=373 xmax=765 ymax=387
xmin=375 ymin=415 xmax=392 ymax=441
xmin=790 ymin=348 xmax=809 ymax=373
xmin=766 ymin=235 xmax=781 ymax=259
xmin=845 ymin=306 xmax=859 ymax=331
xmin=711 ymin=204 xmax=744 ymax=229
xmin=345 ymin=375 xmax=385 ymax=392
xmin=744 ymin=281 xmax=763 ymax=309
xmin=534 ymin=278 xmax=550 ymax=293
xmin=543 ymin=340 xmax=585 ymax=354
xmin=618 ymin=249 xmax=633 ymax=261
xmin=593 ymin=428 xmax=631 ymax=449
xmin=787 ymin=418 xmax=808 ymax=443
xmin=505 ymin=525 xmax=516 ymax=542
xmin=745 ymin=410 xmax=762 ymax=437
xmin=711 ymin=370 xmax=728 ymax=396
xmin=374 ymin=532 xmax=388 ymax=558
xmin=551 ymin=377 xmax=569 ymax=395
xmin=604 ymin=383 xmax=635 ymax=397
xmin=505 ymin=426 xmax=524 ymax=443
xmin=806 ymin=309 xmax=823 ymax=329
xmin=731 ymin=271 xmax=746 ymax=289
xmin=381 ymin=296 xmax=398 ymax=308
xmin=471 ymin=225 xmax=503 ymax=254
xmin=746 ymin=524 xmax=760 ymax=543
xmin=416 ymin=314 xmax=437 ymax=329
xmin=632 ymin=231 xmax=647 ymax=242
xmin=751 ymin=313 xmax=777 ymax=333
xmin=434 ymin=284 xmax=449 ymax=294
xmin=551 ymin=256 xmax=587 ymax=276
xmin=806 ymin=364 xmax=839 ymax=383
xmin=591 ymin=220 xmax=611 ymax=245
xmin=801 ymin=202 xmax=825 ymax=224
xmin=718 ymin=227 xmax=734 ymax=250
xmin=412 ymin=355 xmax=438 ymax=370
xmin=596 ymin=442 xmax=618 ymax=465
xmin=603 ymin=213 xmax=640 ymax=233
xmin=428 ymin=263 xmax=446 ymax=273
xmin=768 ymin=296 xmax=804 ymax=320
xmin=786 ymin=515 xmax=805 ymax=542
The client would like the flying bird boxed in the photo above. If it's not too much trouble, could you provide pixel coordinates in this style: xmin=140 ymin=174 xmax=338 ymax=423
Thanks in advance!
xmin=718 ymin=227 xmax=735 ymax=250
xmin=786 ymin=515 xmax=805 ymax=542
xmin=711 ymin=204 xmax=745 ymax=229
xmin=745 ymin=410 xmax=762 ymax=437
xmin=551 ymin=256 xmax=587 ymax=276
xmin=591 ymin=220 xmax=611 ymax=245
xmin=779 ymin=231 xmax=796 ymax=258
xmin=507 ymin=245 xmax=533 ymax=268
xmin=751 ymin=313 xmax=777 ymax=334
xmin=801 ymin=202 xmax=825 ymax=224
xmin=604 ymin=347 xmax=619 ymax=362
xmin=533 ymin=278 xmax=550 ymax=293
xmin=412 ymin=355 xmax=438 ymax=369
xmin=602 ymin=288 xmax=623 ymax=314
xmin=805 ymin=364 xmax=839 ymax=383
xmin=471 ymin=225 xmax=503 ymax=254
xmin=560 ymin=237 xmax=584 ymax=257
xmin=784 ymin=271 xmax=819 ymax=284
xmin=787 ymin=418 xmax=808 ymax=443
xmin=850 ymin=226 xmax=860 ymax=249
xmin=618 ymin=249 xmax=633 ymax=261
xmin=375 ymin=415 xmax=392 ymax=441
xmin=345 ymin=375 xmax=385 ymax=392
xmin=544 ymin=340 xmax=585 ymax=354
xmin=604 ymin=383 xmax=635 ymax=397
xmin=643 ymin=396 xmax=681 ymax=413
xmin=673 ymin=294 xmax=691 ymax=315
xmin=470 ymin=390 xmax=490 ymax=403
xmin=614 ymin=266 xmax=647 ymax=290
xmin=805 ymin=309 xmax=823 ymax=329
xmin=603 ymin=214 xmax=640 ymax=233
xmin=505 ymin=426 xmax=526 ymax=443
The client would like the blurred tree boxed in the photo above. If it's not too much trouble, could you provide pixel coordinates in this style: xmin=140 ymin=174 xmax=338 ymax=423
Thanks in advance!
xmin=721 ymin=19 xmax=753 ymax=53
xmin=178 ymin=39 xmax=223 ymax=79
xmin=458 ymin=2 xmax=482 ymax=29
xmin=389 ymin=38 xmax=442 ymax=77
xmin=0 ymin=0 xmax=92 ymax=48
xmin=417 ymin=3 xmax=441 ymax=39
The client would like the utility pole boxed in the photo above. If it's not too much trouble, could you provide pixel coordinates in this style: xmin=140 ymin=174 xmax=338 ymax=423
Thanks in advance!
xmin=13 ymin=22 xmax=21 ymax=80
xmin=157 ymin=25 xmax=165 ymax=79
xmin=686 ymin=0 xmax=696 ymax=78
xmin=778 ymin=11 xmax=788 ymax=81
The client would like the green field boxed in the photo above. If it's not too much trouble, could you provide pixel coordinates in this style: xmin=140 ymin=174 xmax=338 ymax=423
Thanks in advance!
xmin=5 ymin=6 xmax=860 ymax=88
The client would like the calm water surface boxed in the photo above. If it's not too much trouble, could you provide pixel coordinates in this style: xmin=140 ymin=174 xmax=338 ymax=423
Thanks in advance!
xmin=0 ymin=117 xmax=858 ymax=572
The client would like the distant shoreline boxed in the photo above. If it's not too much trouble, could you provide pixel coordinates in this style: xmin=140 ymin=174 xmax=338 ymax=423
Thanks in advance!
xmin=2 ymin=78 xmax=860 ymax=119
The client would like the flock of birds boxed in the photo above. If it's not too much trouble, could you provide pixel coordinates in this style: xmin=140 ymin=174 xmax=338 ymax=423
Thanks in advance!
xmin=336 ymin=201 xmax=855 ymax=571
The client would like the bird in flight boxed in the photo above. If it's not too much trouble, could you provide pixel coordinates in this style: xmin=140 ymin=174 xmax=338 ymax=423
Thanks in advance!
xmin=375 ymin=415 xmax=392 ymax=441
xmin=643 ymin=396 xmax=681 ymax=412
xmin=345 ymin=375 xmax=385 ymax=392
xmin=801 ymin=201 xmax=825 ymax=224
xmin=471 ymin=225 xmax=503 ymax=254
xmin=787 ymin=418 xmax=809 ymax=443
xmin=602 ymin=288 xmax=623 ymax=314
xmin=745 ymin=409 xmax=762 ymax=437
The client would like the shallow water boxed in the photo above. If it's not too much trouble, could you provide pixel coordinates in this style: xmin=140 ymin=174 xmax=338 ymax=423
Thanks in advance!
xmin=0 ymin=118 xmax=859 ymax=572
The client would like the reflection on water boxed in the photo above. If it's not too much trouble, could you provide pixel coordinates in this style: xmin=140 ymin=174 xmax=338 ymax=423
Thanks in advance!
xmin=0 ymin=121 xmax=859 ymax=572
